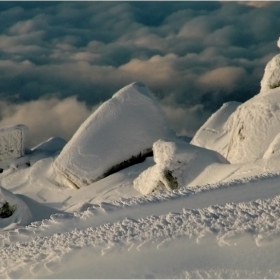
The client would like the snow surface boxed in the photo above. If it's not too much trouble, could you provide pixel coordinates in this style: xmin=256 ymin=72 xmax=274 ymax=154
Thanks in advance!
xmin=134 ymin=139 xmax=228 ymax=194
xmin=191 ymin=101 xmax=240 ymax=158
xmin=54 ymin=82 xmax=173 ymax=189
xmin=3 ymin=71 xmax=280 ymax=278
xmin=0 ymin=124 xmax=28 ymax=169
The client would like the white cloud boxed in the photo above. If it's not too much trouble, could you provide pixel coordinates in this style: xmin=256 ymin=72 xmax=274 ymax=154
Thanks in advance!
xmin=0 ymin=97 xmax=99 ymax=148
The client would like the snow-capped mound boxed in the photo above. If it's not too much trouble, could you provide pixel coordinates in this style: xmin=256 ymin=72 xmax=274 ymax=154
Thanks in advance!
xmin=54 ymin=82 xmax=174 ymax=189
xmin=191 ymin=102 xmax=240 ymax=158
xmin=0 ymin=186 xmax=31 ymax=229
xmin=0 ymin=124 xmax=28 ymax=169
xmin=134 ymin=139 xmax=229 ymax=195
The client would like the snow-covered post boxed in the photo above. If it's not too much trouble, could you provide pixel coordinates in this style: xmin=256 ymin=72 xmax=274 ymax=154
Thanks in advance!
xmin=0 ymin=124 xmax=28 ymax=169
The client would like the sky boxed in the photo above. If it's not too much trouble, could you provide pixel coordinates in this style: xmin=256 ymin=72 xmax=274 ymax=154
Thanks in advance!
xmin=0 ymin=1 xmax=279 ymax=147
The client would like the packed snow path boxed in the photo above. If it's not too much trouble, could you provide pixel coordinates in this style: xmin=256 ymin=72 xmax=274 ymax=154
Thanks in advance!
xmin=1 ymin=173 xmax=280 ymax=278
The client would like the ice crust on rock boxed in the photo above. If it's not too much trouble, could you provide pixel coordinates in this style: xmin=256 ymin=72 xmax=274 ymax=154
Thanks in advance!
xmin=0 ymin=124 xmax=28 ymax=169
xmin=191 ymin=101 xmax=240 ymax=158
xmin=134 ymin=139 xmax=229 ymax=195
xmin=54 ymin=82 xmax=174 ymax=189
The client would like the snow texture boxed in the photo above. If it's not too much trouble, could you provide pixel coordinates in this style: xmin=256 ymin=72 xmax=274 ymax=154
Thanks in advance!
xmin=134 ymin=139 xmax=229 ymax=194
xmin=54 ymin=82 xmax=173 ymax=189
xmin=191 ymin=101 xmax=240 ymax=158
xmin=260 ymin=54 xmax=280 ymax=94
xmin=226 ymin=88 xmax=280 ymax=163
xmin=0 ymin=125 xmax=28 ymax=169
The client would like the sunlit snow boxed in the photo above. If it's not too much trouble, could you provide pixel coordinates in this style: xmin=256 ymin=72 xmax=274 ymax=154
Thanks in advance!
xmin=2 ymin=40 xmax=280 ymax=279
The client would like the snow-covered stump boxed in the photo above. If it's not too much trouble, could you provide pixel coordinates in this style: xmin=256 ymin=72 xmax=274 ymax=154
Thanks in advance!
xmin=54 ymin=82 xmax=174 ymax=189
xmin=134 ymin=139 xmax=229 ymax=195
xmin=0 ymin=124 xmax=28 ymax=169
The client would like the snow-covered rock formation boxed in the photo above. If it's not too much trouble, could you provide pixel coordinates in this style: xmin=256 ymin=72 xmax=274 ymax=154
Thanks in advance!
xmin=134 ymin=139 xmax=229 ymax=195
xmin=54 ymin=82 xmax=174 ymax=189
xmin=260 ymin=39 xmax=280 ymax=94
xmin=192 ymin=39 xmax=280 ymax=164
xmin=0 ymin=124 xmax=28 ymax=169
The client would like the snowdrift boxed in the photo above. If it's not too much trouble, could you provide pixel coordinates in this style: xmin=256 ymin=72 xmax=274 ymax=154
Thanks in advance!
xmin=134 ymin=139 xmax=229 ymax=195
xmin=0 ymin=124 xmax=28 ymax=169
xmin=54 ymin=82 xmax=173 ymax=189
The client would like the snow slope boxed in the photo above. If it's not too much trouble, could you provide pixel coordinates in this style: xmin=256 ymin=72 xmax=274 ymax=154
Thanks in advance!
xmin=54 ymin=82 xmax=173 ymax=189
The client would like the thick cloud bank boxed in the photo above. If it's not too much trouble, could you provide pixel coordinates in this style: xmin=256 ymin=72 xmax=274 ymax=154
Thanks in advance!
xmin=0 ymin=2 xmax=279 ymax=143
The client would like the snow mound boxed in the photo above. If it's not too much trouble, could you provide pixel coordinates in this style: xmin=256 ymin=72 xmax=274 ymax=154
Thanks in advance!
xmin=54 ymin=82 xmax=174 ymax=189
xmin=0 ymin=124 xmax=28 ymax=169
xmin=134 ymin=139 xmax=229 ymax=195
xmin=191 ymin=101 xmax=240 ymax=158
xmin=0 ymin=186 xmax=31 ymax=230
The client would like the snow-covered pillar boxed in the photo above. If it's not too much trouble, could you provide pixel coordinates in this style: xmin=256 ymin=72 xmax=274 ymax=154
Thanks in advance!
xmin=0 ymin=124 xmax=28 ymax=169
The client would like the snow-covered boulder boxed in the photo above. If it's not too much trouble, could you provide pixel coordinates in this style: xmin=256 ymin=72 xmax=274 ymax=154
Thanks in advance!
xmin=133 ymin=139 xmax=229 ymax=195
xmin=191 ymin=102 xmax=240 ymax=158
xmin=0 ymin=124 xmax=28 ymax=169
xmin=54 ymin=82 xmax=174 ymax=189
xmin=0 ymin=186 xmax=32 ymax=229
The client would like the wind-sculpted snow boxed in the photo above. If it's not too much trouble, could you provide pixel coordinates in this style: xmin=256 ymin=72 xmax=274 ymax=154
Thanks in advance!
xmin=54 ymin=82 xmax=173 ymax=189
xmin=260 ymin=54 xmax=280 ymax=94
xmin=134 ymin=139 xmax=228 ymax=194
xmin=1 ymin=193 xmax=280 ymax=278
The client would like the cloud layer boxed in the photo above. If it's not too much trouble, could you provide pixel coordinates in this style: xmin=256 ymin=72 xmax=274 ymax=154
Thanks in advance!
xmin=0 ymin=2 xmax=279 ymax=145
